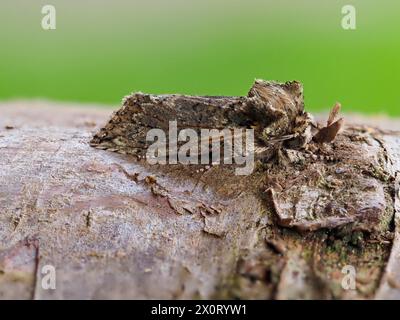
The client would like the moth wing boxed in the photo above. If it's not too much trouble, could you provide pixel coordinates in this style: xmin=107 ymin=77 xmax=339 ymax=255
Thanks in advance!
xmin=196 ymin=130 xmax=270 ymax=162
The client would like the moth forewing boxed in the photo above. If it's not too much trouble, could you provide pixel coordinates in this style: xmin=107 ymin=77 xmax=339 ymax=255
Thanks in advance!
xmin=196 ymin=129 xmax=259 ymax=166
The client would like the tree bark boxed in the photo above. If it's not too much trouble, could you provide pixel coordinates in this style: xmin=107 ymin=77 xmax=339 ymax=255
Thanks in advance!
xmin=0 ymin=101 xmax=400 ymax=300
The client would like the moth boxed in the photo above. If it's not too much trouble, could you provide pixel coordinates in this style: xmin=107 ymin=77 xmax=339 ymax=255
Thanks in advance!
xmin=90 ymin=80 xmax=318 ymax=164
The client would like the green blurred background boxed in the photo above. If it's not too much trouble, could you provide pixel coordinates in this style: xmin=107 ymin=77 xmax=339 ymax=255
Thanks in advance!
xmin=0 ymin=0 xmax=399 ymax=115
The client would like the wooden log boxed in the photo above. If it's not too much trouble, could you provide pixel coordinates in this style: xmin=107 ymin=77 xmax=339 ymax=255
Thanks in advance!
xmin=0 ymin=100 xmax=399 ymax=300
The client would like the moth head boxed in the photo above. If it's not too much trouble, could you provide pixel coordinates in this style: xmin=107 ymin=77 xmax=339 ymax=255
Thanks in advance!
xmin=247 ymin=79 xmax=304 ymax=114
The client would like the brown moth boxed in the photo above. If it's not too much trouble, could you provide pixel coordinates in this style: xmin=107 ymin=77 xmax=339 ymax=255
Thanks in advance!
xmin=90 ymin=80 xmax=314 ymax=163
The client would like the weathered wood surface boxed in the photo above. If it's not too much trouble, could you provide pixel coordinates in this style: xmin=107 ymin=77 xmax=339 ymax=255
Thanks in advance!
xmin=1 ymin=100 xmax=400 ymax=300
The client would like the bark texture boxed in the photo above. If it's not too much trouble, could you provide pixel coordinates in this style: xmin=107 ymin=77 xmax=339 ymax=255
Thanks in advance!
xmin=0 ymin=101 xmax=400 ymax=299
